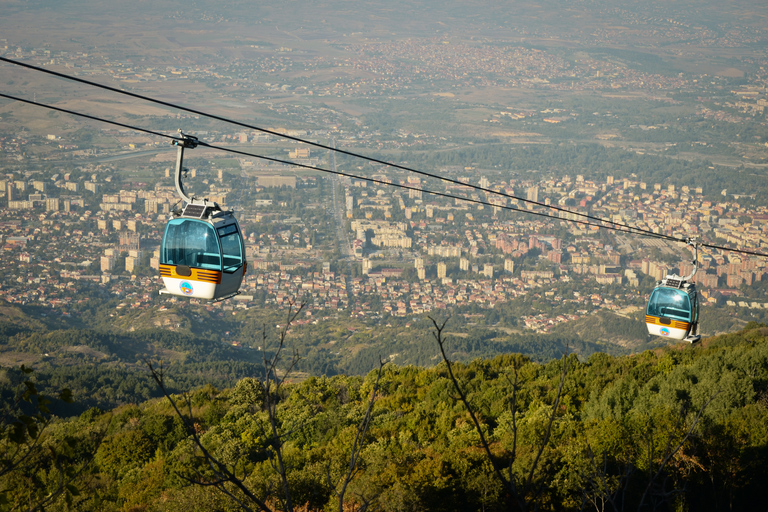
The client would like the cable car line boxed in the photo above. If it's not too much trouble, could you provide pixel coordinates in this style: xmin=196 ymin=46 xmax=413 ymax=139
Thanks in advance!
xmin=0 ymin=56 xmax=672 ymax=240
xmin=5 ymin=58 xmax=766 ymax=261
xmin=1 ymin=90 xmax=767 ymax=259
xmin=0 ymin=91 xmax=184 ymax=144
xmin=2 ymin=65 xmax=762 ymax=338
xmin=194 ymin=140 xmax=637 ymax=233
xmin=0 ymin=83 xmax=671 ymax=242
xmin=0 ymin=91 xmax=675 ymax=237
xmin=187 ymin=142 xmax=768 ymax=259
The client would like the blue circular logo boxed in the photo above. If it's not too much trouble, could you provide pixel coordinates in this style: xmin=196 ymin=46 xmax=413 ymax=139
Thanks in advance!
xmin=660 ymin=327 xmax=670 ymax=336
xmin=180 ymin=281 xmax=194 ymax=295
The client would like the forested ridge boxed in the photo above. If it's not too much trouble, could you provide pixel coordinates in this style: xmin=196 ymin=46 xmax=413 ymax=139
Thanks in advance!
xmin=12 ymin=293 xmax=751 ymax=420
xmin=0 ymin=298 xmax=628 ymax=417
xmin=2 ymin=322 xmax=767 ymax=511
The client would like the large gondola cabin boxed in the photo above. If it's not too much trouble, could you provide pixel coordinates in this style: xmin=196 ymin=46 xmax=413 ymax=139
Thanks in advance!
xmin=158 ymin=133 xmax=246 ymax=301
xmin=159 ymin=203 xmax=246 ymax=301
xmin=645 ymin=274 xmax=700 ymax=343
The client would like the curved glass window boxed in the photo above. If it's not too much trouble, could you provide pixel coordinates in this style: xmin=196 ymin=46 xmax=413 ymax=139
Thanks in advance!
xmin=647 ymin=288 xmax=692 ymax=322
xmin=161 ymin=219 xmax=221 ymax=270
xmin=218 ymin=223 xmax=244 ymax=272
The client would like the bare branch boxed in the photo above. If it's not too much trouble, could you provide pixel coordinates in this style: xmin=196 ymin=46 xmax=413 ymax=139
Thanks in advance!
xmin=525 ymin=349 xmax=570 ymax=492
xmin=580 ymin=442 xmax=633 ymax=512
xmin=259 ymin=300 xmax=307 ymax=512
xmin=333 ymin=358 xmax=387 ymax=511
xmin=428 ymin=316 xmax=516 ymax=505
xmin=145 ymin=360 xmax=272 ymax=512
xmin=637 ymin=391 xmax=721 ymax=510
xmin=429 ymin=317 xmax=571 ymax=512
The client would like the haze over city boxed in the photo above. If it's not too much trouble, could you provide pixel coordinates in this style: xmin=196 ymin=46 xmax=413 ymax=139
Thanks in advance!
xmin=2 ymin=0 xmax=768 ymax=510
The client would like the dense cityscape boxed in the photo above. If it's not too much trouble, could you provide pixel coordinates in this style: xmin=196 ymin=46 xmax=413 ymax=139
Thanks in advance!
xmin=3 ymin=146 xmax=768 ymax=336
xmin=2 ymin=17 xmax=768 ymax=358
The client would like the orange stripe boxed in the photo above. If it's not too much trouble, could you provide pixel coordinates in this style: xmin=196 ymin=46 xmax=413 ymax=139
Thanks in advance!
xmin=645 ymin=315 xmax=690 ymax=330
xmin=159 ymin=265 xmax=222 ymax=284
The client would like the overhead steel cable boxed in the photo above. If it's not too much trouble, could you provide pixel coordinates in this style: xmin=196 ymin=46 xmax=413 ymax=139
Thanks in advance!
xmin=1 ymin=90 xmax=766 ymax=258
xmin=0 ymin=55 xmax=667 ymax=240
xmin=697 ymin=242 xmax=767 ymax=258
xmin=193 ymin=140 xmax=634 ymax=234
xmin=0 ymin=92 xmax=183 ymax=143
xmin=0 ymin=91 xmax=653 ymax=236
xmin=0 ymin=92 xmax=645 ymax=235
xmin=193 ymin=143 xmax=768 ymax=258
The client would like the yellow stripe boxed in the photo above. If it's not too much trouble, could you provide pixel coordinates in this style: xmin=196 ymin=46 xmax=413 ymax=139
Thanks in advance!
xmin=645 ymin=315 xmax=690 ymax=330
xmin=159 ymin=265 xmax=222 ymax=284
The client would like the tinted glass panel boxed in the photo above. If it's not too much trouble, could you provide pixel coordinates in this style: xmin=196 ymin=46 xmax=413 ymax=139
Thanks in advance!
xmin=219 ymin=224 xmax=243 ymax=272
xmin=161 ymin=219 xmax=221 ymax=270
xmin=217 ymin=224 xmax=238 ymax=237
xmin=647 ymin=288 xmax=692 ymax=322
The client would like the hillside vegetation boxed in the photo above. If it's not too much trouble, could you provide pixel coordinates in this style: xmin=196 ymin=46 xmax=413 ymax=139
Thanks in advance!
xmin=2 ymin=323 xmax=767 ymax=510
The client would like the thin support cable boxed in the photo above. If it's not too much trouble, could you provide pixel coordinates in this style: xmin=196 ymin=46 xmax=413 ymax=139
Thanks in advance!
xmin=1 ymin=90 xmax=766 ymax=258
xmin=0 ymin=56 xmax=677 ymax=239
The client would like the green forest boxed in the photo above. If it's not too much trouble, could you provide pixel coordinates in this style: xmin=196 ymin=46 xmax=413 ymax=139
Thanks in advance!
xmin=2 ymin=322 xmax=767 ymax=511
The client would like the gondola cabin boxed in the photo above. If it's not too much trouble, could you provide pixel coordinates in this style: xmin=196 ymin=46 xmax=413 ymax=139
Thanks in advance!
xmin=645 ymin=274 xmax=700 ymax=343
xmin=159 ymin=202 xmax=246 ymax=301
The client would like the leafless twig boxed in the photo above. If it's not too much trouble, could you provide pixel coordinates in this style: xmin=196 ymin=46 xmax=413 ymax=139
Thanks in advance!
xmin=637 ymin=391 xmax=721 ymax=511
xmin=146 ymin=361 xmax=272 ymax=512
xmin=145 ymin=300 xmax=309 ymax=512
xmin=429 ymin=316 xmax=569 ymax=512
xmin=261 ymin=300 xmax=306 ymax=512
xmin=330 ymin=358 xmax=386 ymax=511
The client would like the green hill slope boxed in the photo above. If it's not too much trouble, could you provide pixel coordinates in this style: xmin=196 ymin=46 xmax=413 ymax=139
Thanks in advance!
xmin=4 ymin=322 xmax=767 ymax=511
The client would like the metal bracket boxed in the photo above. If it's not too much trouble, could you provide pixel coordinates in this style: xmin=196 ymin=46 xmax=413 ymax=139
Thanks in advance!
xmin=683 ymin=237 xmax=699 ymax=281
xmin=173 ymin=130 xmax=198 ymax=149
xmin=171 ymin=130 xmax=218 ymax=211
xmin=173 ymin=132 xmax=195 ymax=205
